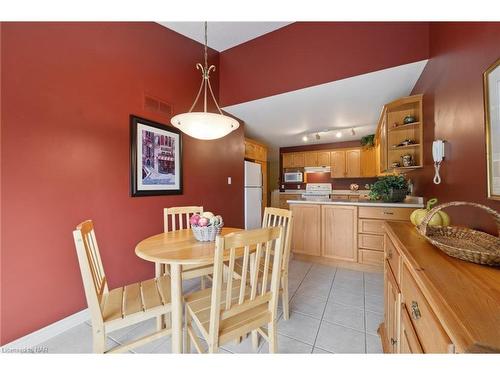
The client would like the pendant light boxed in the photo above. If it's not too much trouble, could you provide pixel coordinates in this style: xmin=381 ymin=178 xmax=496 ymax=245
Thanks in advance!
xmin=170 ymin=22 xmax=239 ymax=140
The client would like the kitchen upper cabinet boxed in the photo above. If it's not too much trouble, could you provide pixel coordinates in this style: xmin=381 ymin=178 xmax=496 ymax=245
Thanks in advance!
xmin=304 ymin=152 xmax=318 ymax=167
xmin=290 ymin=204 xmax=321 ymax=256
xmin=317 ymin=151 xmax=330 ymax=166
xmin=330 ymin=150 xmax=346 ymax=178
xmin=305 ymin=151 xmax=331 ymax=167
xmin=361 ymin=147 xmax=377 ymax=177
xmin=282 ymin=153 xmax=293 ymax=168
xmin=321 ymin=205 xmax=358 ymax=261
xmin=245 ymin=138 xmax=267 ymax=162
xmin=345 ymin=149 xmax=361 ymax=177
xmin=292 ymin=152 xmax=305 ymax=168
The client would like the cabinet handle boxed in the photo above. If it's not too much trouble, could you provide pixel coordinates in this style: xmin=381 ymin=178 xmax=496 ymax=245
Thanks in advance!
xmin=383 ymin=211 xmax=394 ymax=215
xmin=390 ymin=338 xmax=397 ymax=346
xmin=411 ymin=301 xmax=421 ymax=320
xmin=386 ymin=250 xmax=393 ymax=260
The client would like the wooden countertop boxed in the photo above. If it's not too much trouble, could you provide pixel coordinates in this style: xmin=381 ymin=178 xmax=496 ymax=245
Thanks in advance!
xmin=385 ymin=221 xmax=500 ymax=353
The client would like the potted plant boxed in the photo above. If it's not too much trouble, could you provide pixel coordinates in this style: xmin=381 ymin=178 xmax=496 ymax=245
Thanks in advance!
xmin=360 ymin=134 xmax=375 ymax=148
xmin=368 ymin=175 xmax=409 ymax=203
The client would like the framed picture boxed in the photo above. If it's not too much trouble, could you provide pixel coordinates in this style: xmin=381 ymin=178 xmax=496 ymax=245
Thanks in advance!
xmin=484 ymin=58 xmax=500 ymax=200
xmin=130 ymin=115 xmax=182 ymax=196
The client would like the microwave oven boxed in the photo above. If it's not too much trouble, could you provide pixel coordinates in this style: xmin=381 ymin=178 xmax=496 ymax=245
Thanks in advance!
xmin=284 ymin=172 xmax=303 ymax=183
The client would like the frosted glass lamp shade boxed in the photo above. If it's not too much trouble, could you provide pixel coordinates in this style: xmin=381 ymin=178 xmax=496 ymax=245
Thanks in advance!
xmin=170 ymin=112 xmax=239 ymax=140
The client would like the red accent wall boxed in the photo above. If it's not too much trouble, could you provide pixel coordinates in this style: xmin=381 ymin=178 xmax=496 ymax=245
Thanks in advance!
xmin=408 ymin=22 xmax=500 ymax=234
xmin=220 ymin=22 xmax=430 ymax=107
xmin=0 ymin=22 xmax=244 ymax=345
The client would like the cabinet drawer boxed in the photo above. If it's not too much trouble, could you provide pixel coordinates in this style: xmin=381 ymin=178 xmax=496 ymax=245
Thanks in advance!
xmin=358 ymin=219 xmax=385 ymax=234
xmin=358 ymin=233 xmax=384 ymax=251
xmin=401 ymin=265 xmax=454 ymax=353
xmin=358 ymin=249 xmax=384 ymax=266
xmin=385 ymin=236 xmax=400 ymax=283
xmin=359 ymin=207 xmax=413 ymax=221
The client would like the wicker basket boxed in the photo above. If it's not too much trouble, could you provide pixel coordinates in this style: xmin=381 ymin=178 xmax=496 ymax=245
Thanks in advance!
xmin=191 ymin=222 xmax=224 ymax=242
xmin=417 ymin=201 xmax=500 ymax=266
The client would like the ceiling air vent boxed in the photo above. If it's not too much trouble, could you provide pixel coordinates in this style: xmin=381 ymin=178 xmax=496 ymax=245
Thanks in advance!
xmin=144 ymin=94 xmax=173 ymax=117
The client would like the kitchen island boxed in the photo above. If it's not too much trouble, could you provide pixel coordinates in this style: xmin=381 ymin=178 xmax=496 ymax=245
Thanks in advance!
xmin=288 ymin=197 xmax=423 ymax=271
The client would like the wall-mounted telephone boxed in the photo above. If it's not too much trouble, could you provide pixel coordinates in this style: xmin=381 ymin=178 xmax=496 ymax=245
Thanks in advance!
xmin=432 ymin=140 xmax=445 ymax=184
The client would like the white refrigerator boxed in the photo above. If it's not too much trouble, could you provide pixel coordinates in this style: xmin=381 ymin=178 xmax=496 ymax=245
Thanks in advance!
xmin=244 ymin=161 xmax=262 ymax=229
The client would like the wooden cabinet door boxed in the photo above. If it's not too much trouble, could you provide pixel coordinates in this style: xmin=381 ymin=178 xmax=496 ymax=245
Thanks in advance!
xmin=304 ymin=152 xmax=318 ymax=167
xmin=290 ymin=204 xmax=321 ymax=256
xmin=345 ymin=149 xmax=361 ymax=177
xmin=292 ymin=152 xmax=305 ymax=167
xmin=282 ymin=153 xmax=293 ymax=168
xmin=317 ymin=151 xmax=330 ymax=166
xmin=321 ymin=205 xmax=357 ymax=261
xmin=361 ymin=147 xmax=376 ymax=177
xmin=384 ymin=263 xmax=401 ymax=353
xmin=400 ymin=304 xmax=424 ymax=353
xmin=330 ymin=151 xmax=346 ymax=178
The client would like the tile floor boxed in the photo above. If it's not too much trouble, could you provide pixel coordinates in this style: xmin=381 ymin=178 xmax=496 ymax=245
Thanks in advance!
xmin=37 ymin=259 xmax=384 ymax=354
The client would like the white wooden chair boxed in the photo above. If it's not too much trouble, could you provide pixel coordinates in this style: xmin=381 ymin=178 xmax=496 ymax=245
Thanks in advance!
xmin=184 ymin=226 xmax=285 ymax=353
xmin=73 ymin=220 xmax=172 ymax=353
xmin=160 ymin=206 xmax=214 ymax=286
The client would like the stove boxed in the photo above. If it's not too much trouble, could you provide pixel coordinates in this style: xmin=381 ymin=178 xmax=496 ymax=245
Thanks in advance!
xmin=302 ymin=183 xmax=332 ymax=200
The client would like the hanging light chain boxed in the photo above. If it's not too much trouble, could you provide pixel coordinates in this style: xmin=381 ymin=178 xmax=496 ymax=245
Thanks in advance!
xmin=185 ymin=21 xmax=224 ymax=116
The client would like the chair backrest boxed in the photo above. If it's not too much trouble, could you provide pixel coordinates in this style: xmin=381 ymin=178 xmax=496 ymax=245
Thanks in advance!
xmin=262 ymin=207 xmax=293 ymax=272
xmin=73 ymin=220 xmax=107 ymax=326
xmin=208 ymin=226 xmax=285 ymax=343
xmin=163 ymin=206 xmax=203 ymax=232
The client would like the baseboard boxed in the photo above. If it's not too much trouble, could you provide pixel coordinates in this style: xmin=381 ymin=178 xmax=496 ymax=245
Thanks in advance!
xmin=1 ymin=308 xmax=89 ymax=351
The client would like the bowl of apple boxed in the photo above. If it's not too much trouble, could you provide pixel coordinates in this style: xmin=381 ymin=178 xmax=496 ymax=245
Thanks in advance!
xmin=190 ymin=211 xmax=224 ymax=242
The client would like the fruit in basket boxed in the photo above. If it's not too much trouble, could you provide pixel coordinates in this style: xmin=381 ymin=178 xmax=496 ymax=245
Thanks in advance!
xmin=198 ymin=217 xmax=209 ymax=227
xmin=189 ymin=214 xmax=201 ymax=226
xmin=201 ymin=211 xmax=214 ymax=219
xmin=410 ymin=198 xmax=451 ymax=227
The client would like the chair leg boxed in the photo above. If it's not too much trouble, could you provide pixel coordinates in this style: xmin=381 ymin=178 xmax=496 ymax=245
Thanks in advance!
xmin=282 ymin=275 xmax=290 ymax=320
xmin=185 ymin=311 xmax=191 ymax=354
xmin=251 ymin=330 xmax=259 ymax=351
xmin=268 ymin=322 xmax=277 ymax=354
xmin=92 ymin=328 xmax=106 ymax=354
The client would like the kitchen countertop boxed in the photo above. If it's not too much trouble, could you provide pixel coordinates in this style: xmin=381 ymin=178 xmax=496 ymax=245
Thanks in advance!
xmin=287 ymin=196 xmax=424 ymax=208
xmin=279 ymin=189 xmax=370 ymax=195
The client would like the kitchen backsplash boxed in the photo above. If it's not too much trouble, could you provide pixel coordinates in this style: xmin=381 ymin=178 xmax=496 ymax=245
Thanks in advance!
xmin=281 ymin=173 xmax=377 ymax=191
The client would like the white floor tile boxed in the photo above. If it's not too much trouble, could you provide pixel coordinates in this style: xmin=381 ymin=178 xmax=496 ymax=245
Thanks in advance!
xmin=312 ymin=347 xmax=333 ymax=354
xmin=290 ymin=293 xmax=327 ymax=319
xmin=260 ymin=334 xmax=313 ymax=353
xmin=364 ymin=272 xmax=383 ymax=284
xmin=315 ymin=321 xmax=366 ymax=353
xmin=222 ymin=335 xmax=263 ymax=353
xmin=39 ymin=323 xmax=118 ymax=354
xmin=332 ymin=278 xmax=364 ymax=295
xmin=277 ymin=312 xmax=321 ymax=345
xmin=329 ymin=288 xmax=365 ymax=309
xmin=365 ymin=311 xmax=383 ymax=336
xmin=366 ymin=333 xmax=383 ymax=353
xmin=296 ymin=280 xmax=331 ymax=301
xmin=365 ymin=293 xmax=384 ymax=313
xmin=322 ymin=303 xmax=365 ymax=331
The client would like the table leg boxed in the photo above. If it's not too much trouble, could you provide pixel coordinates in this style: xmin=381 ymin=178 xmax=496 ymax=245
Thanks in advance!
xmin=155 ymin=263 xmax=165 ymax=331
xmin=170 ymin=263 xmax=183 ymax=353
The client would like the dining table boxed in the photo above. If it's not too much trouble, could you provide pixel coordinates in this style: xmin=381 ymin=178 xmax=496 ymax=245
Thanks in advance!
xmin=135 ymin=226 xmax=242 ymax=353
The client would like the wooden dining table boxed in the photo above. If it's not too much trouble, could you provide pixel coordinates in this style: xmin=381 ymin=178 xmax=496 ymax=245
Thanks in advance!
xmin=135 ymin=227 xmax=241 ymax=353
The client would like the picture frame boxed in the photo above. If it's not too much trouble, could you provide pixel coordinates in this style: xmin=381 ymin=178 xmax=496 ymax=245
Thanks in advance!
xmin=483 ymin=58 xmax=500 ymax=200
xmin=130 ymin=115 xmax=183 ymax=196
